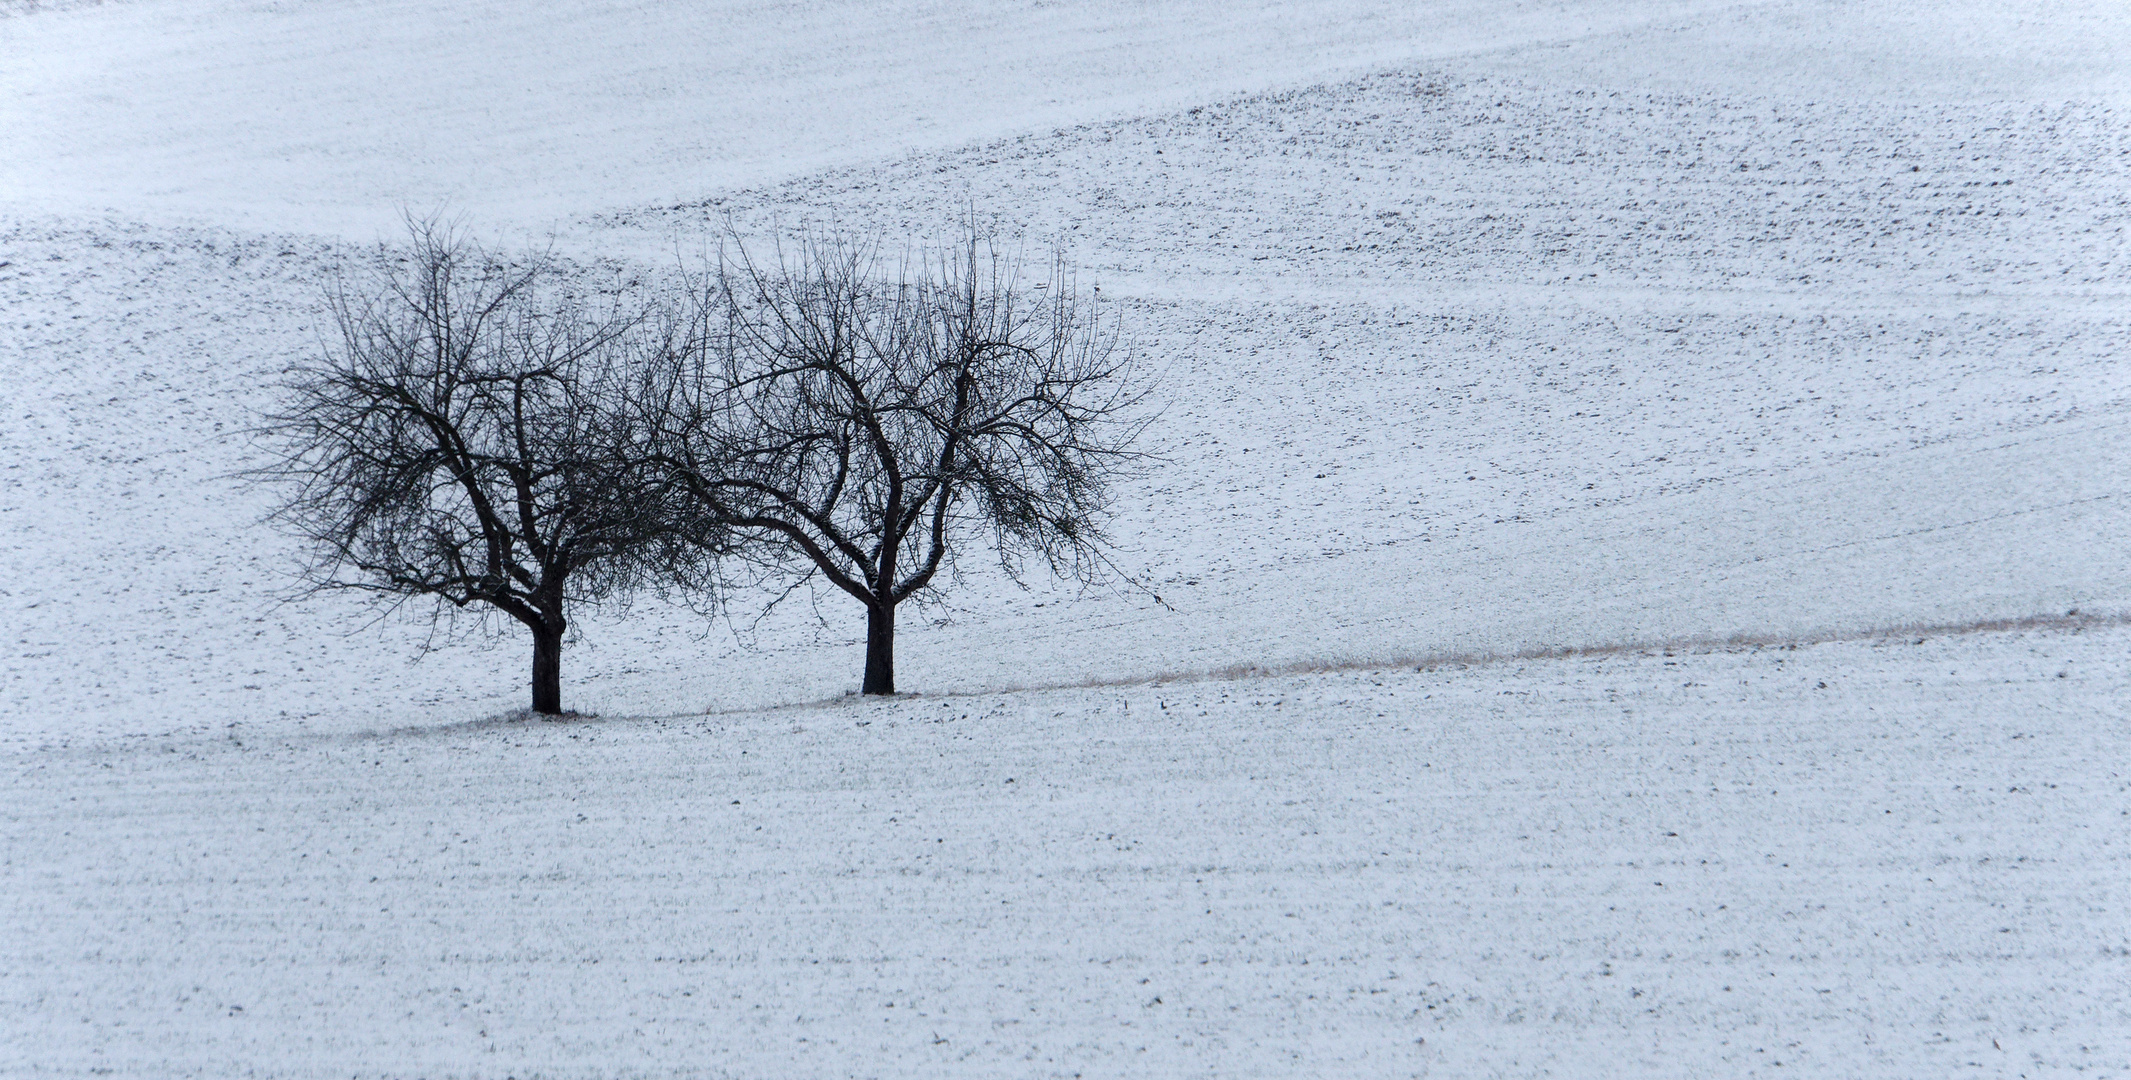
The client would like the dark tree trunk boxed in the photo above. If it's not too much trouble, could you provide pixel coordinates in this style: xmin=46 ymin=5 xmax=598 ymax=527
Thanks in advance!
xmin=531 ymin=622 xmax=564 ymax=715
xmin=862 ymin=601 xmax=895 ymax=695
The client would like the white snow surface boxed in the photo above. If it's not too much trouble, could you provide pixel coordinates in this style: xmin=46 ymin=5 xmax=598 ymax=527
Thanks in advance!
xmin=0 ymin=0 xmax=1744 ymax=235
xmin=3 ymin=0 xmax=2130 ymax=1074
xmin=9 ymin=625 xmax=2131 ymax=1076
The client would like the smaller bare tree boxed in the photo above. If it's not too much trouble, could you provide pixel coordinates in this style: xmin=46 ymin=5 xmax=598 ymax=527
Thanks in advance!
xmin=258 ymin=218 xmax=662 ymax=715
xmin=638 ymin=226 xmax=1150 ymax=694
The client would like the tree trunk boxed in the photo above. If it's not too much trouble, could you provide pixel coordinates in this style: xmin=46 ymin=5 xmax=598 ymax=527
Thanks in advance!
xmin=862 ymin=601 xmax=895 ymax=695
xmin=531 ymin=622 xmax=564 ymax=715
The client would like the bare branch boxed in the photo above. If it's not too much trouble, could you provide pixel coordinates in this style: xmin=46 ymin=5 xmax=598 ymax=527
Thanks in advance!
xmin=249 ymin=214 xmax=669 ymax=714
xmin=637 ymin=219 xmax=1153 ymax=694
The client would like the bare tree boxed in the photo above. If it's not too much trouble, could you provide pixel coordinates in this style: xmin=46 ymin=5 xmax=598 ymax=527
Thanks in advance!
xmin=258 ymin=218 xmax=662 ymax=715
xmin=637 ymin=226 xmax=1149 ymax=694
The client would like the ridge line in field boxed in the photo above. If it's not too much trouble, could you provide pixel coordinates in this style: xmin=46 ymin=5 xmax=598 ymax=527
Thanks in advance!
xmin=29 ymin=609 xmax=2106 ymax=756
xmin=644 ymin=608 xmax=2123 ymax=722
xmin=975 ymin=609 xmax=2131 ymax=696
xmin=1099 ymin=272 xmax=2131 ymax=317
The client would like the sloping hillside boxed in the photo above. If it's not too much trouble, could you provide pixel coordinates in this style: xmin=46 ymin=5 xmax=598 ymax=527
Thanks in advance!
xmin=5 ymin=53 xmax=2127 ymax=741
xmin=3 ymin=3 xmax=2129 ymax=1073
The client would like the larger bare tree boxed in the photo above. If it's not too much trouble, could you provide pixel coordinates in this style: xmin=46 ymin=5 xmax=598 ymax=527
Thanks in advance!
xmin=638 ymin=228 xmax=1149 ymax=694
xmin=258 ymin=220 xmax=662 ymax=715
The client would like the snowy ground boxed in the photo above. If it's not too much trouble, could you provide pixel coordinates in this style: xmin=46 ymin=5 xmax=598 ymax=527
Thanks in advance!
xmin=0 ymin=0 xmax=1756 ymax=233
xmin=9 ymin=623 xmax=2131 ymax=1078
xmin=4 ymin=0 xmax=2130 ymax=1074
xmin=6 ymin=67 xmax=2126 ymax=740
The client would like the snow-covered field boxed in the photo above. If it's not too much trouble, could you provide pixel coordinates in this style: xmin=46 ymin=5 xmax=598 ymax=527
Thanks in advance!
xmin=3 ymin=0 xmax=2129 ymax=1075
xmin=9 ymin=623 xmax=2131 ymax=1077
